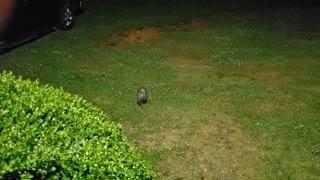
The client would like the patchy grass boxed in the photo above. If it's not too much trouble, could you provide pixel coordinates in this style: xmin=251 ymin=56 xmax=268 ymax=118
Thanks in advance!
xmin=1 ymin=0 xmax=320 ymax=179
xmin=159 ymin=120 xmax=265 ymax=179
xmin=100 ymin=27 xmax=161 ymax=49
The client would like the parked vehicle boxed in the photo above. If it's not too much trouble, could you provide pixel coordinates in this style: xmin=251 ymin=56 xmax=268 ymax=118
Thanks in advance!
xmin=0 ymin=0 xmax=84 ymax=52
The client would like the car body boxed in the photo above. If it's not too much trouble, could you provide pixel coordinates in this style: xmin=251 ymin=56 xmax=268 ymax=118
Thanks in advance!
xmin=0 ymin=0 xmax=83 ymax=51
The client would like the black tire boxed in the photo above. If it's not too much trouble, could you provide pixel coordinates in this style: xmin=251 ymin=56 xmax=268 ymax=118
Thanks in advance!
xmin=56 ymin=3 xmax=75 ymax=30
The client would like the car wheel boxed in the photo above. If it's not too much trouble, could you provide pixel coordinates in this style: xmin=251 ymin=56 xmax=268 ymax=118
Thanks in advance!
xmin=57 ymin=3 xmax=75 ymax=30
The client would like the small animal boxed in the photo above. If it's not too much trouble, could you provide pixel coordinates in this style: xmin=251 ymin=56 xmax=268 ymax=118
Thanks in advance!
xmin=136 ymin=87 xmax=147 ymax=107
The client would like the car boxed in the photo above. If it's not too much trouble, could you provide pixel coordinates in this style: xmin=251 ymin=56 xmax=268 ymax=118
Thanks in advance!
xmin=0 ymin=0 xmax=84 ymax=52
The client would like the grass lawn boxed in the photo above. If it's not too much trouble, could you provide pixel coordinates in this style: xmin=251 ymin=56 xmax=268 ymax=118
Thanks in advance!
xmin=1 ymin=0 xmax=320 ymax=179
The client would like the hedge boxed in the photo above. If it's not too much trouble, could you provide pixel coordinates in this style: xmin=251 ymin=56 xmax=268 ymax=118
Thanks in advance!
xmin=0 ymin=72 xmax=155 ymax=179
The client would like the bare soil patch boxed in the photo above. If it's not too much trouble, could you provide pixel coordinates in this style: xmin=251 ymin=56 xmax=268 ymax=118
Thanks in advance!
xmin=133 ymin=129 xmax=180 ymax=150
xmin=123 ymin=104 xmax=265 ymax=179
xmin=158 ymin=121 xmax=265 ymax=179
xmin=104 ymin=27 xmax=161 ymax=49
xmin=100 ymin=18 xmax=208 ymax=49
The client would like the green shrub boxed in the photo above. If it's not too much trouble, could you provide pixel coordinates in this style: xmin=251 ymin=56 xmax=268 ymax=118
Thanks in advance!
xmin=0 ymin=72 xmax=155 ymax=179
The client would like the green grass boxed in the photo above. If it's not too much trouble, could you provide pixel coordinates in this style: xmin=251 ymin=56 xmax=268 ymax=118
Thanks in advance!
xmin=1 ymin=0 xmax=320 ymax=179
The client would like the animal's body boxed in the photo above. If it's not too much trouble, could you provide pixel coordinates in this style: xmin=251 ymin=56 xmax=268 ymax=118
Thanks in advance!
xmin=137 ymin=87 xmax=147 ymax=107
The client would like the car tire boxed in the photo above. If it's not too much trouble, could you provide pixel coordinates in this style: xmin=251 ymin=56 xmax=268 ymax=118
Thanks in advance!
xmin=56 ymin=3 xmax=75 ymax=30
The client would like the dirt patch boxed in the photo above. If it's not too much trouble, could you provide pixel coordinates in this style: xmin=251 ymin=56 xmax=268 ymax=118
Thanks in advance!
xmin=158 ymin=121 xmax=265 ymax=179
xmin=124 ymin=105 xmax=264 ymax=179
xmin=104 ymin=27 xmax=161 ymax=49
xmin=133 ymin=129 xmax=180 ymax=150
xmin=101 ymin=18 xmax=208 ymax=49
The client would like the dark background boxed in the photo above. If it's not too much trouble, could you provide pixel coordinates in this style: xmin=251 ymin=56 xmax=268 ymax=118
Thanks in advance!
xmin=1 ymin=0 xmax=319 ymax=39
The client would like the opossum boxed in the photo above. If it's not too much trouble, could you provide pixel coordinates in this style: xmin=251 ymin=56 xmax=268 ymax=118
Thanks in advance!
xmin=136 ymin=87 xmax=147 ymax=107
